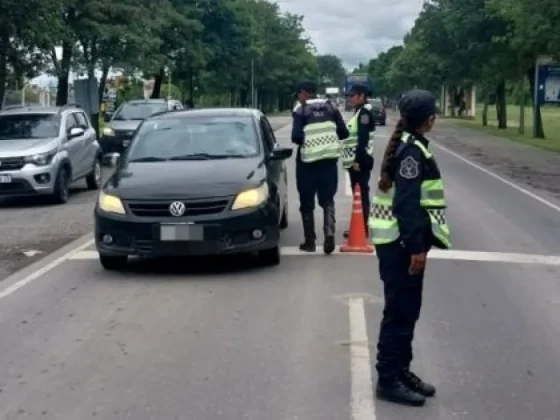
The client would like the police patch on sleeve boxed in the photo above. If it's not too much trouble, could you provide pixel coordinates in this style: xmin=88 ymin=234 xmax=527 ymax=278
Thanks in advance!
xmin=399 ymin=156 xmax=420 ymax=179
xmin=359 ymin=113 xmax=370 ymax=124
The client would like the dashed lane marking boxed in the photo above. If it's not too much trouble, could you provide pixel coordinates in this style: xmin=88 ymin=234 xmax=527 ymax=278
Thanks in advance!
xmin=68 ymin=248 xmax=560 ymax=265
xmin=348 ymin=297 xmax=376 ymax=419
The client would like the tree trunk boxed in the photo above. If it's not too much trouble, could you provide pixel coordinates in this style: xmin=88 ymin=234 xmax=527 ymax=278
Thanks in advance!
xmin=482 ymin=97 xmax=489 ymax=126
xmin=495 ymin=80 xmax=507 ymax=129
xmin=55 ymin=41 xmax=73 ymax=106
xmin=150 ymin=67 xmax=165 ymax=99
xmin=526 ymin=66 xmax=545 ymax=138
xmin=0 ymin=31 xmax=9 ymax=107
xmin=518 ymin=76 xmax=525 ymax=134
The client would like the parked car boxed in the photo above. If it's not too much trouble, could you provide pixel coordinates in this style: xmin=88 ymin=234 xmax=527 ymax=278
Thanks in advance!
xmin=100 ymin=99 xmax=183 ymax=154
xmin=95 ymin=108 xmax=292 ymax=270
xmin=0 ymin=104 xmax=103 ymax=203
xmin=366 ymin=98 xmax=386 ymax=125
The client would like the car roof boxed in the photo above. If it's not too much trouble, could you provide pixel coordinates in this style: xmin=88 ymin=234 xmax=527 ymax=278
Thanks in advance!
xmin=0 ymin=106 xmax=62 ymax=115
xmin=125 ymin=99 xmax=168 ymax=104
xmin=150 ymin=108 xmax=260 ymax=120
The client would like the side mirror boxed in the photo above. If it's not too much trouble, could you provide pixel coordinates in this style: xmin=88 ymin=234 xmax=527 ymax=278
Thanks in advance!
xmin=68 ymin=127 xmax=85 ymax=138
xmin=102 ymin=152 xmax=121 ymax=168
xmin=269 ymin=147 xmax=293 ymax=161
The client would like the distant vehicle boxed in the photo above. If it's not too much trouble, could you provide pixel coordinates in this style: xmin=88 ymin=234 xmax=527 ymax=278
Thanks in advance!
xmin=95 ymin=108 xmax=292 ymax=270
xmin=100 ymin=99 xmax=183 ymax=154
xmin=366 ymin=98 xmax=386 ymax=126
xmin=0 ymin=104 xmax=102 ymax=203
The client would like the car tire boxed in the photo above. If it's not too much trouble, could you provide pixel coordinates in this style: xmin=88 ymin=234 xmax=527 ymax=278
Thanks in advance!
xmin=86 ymin=157 xmax=102 ymax=190
xmin=52 ymin=167 xmax=70 ymax=204
xmin=99 ymin=254 xmax=128 ymax=270
xmin=279 ymin=206 xmax=288 ymax=229
xmin=258 ymin=246 xmax=280 ymax=266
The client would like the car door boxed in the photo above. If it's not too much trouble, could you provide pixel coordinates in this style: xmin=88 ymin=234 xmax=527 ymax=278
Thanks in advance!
xmin=260 ymin=116 xmax=287 ymax=216
xmin=63 ymin=113 xmax=87 ymax=179
xmin=73 ymin=111 xmax=96 ymax=173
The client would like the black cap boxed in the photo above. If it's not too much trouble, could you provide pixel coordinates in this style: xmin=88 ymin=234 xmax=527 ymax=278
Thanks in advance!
xmin=346 ymin=83 xmax=371 ymax=96
xmin=398 ymin=89 xmax=436 ymax=124
xmin=295 ymin=81 xmax=316 ymax=94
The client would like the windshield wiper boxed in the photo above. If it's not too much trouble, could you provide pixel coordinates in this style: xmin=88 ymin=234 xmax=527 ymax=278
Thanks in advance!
xmin=128 ymin=156 xmax=168 ymax=162
xmin=168 ymin=153 xmax=246 ymax=160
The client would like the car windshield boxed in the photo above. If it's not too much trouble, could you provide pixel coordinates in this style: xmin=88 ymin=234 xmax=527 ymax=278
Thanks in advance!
xmin=368 ymin=100 xmax=383 ymax=109
xmin=125 ymin=116 xmax=260 ymax=162
xmin=113 ymin=102 xmax=167 ymax=121
xmin=0 ymin=113 xmax=60 ymax=140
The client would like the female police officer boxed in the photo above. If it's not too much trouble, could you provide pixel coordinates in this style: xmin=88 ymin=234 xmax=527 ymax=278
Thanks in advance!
xmin=368 ymin=89 xmax=451 ymax=406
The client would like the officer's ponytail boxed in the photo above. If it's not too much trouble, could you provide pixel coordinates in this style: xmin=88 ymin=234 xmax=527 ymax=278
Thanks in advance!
xmin=378 ymin=118 xmax=405 ymax=191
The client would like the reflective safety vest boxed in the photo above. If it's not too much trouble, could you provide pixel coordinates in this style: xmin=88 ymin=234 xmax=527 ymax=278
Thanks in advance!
xmin=300 ymin=120 xmax=341 ymax=163
xmin=341 ymin=108 xmax=374 ymax=168
xmin=368 ymin=133 xmax=451 ymax=248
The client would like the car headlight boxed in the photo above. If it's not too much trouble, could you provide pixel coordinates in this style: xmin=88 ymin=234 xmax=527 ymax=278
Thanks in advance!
xmin=231 ymin=183 xmax=269 ymax=210
xmin=102 ymin=127 xmax=115 ymax=136
xmin=98 ymin=191 xmax=126 ymax=214
xmin=24 ymin=149 xmax=57 ymax=166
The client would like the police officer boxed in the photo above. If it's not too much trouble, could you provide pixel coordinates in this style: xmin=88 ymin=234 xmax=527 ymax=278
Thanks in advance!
xmin=368 ymin=89 xmax=451 ymax=406
xmin=292 ymin=82 xmax=349 ymax=254
xmin=342 ymin=83 xmax=375 ymax=238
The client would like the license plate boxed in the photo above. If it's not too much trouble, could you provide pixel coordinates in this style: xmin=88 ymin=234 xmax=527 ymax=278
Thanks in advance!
xmin=159 ymin=223 xmax=203 ymax=241
xmin=0 ymin=175 xmax=12 ymax=183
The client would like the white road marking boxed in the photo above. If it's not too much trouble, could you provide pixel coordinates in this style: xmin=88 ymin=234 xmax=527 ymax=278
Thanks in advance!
xmin=0 ymin=239 xmax=94 ymax=301
xmin=68 ymin=248 xmax=560 ymax=265
xmin=431 ymin=141 xmax=560 ymax=214
xmin=345 ymin=171 xmax=353 ymax=196
xmin=348 ymin=297 xmax=376 ymax=420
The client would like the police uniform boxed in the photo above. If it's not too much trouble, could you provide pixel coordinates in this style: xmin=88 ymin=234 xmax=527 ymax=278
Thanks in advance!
xmin=368 ymin=89 xmax=451 ymax=406
xmin=292 ymin=82 xmax=349 ymax=254
xmin=342 ymin=83 xmax=375 ymax=236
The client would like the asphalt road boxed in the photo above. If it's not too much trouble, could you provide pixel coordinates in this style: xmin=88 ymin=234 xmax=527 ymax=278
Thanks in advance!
xmin=1 ymin=114 xmax=560 ymax=419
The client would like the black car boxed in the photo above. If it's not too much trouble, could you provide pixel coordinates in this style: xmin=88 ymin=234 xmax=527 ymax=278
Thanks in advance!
xmin=95 ymin=108 xmax=292 ymax=270
xmin=367 ymin=98 xmax=386 ymax=125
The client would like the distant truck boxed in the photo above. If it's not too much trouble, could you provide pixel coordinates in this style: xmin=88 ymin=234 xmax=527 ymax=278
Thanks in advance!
xmin=344 ymin=73 xmax=373 ymax=110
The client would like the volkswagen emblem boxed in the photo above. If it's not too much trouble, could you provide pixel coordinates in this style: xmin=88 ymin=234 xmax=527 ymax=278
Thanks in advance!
xmin=169 ymin=201 xmax=186 ymax=217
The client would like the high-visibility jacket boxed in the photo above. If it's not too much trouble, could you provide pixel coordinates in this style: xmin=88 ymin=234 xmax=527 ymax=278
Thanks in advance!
xmin=295 ymin=100 xmax=341 ymax=163
xmin=368 ymin=133 xmax=451 ymax=248
xmin=341 ymin=108 xmax=374 ymax=169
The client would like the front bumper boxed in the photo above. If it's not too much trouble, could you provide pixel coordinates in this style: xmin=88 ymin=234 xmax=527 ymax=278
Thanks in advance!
xmin=0 ymin=165 xmax=58 ymax=197
xmin=99 ymin=135 xmax=133 ymax=154
xmin=94 ymin=204 xmax=281 ymax=257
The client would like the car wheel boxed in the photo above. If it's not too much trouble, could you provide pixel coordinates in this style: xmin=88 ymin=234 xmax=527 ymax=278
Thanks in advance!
xmin=52 ymin=167 xmax=70 ymax=204
xmin=279 ymin=205 xmax=288 ymax=229
xmin=86 ymin=157 xmax=102 ymax=190
xmin=99 ymin=254 xmax=128 ymax=270
xmin=258 ymin=246 xmax=280 ymax=266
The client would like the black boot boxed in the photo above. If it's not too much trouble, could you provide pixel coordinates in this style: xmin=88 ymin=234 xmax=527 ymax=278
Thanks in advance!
xmin=299 ymin=212 xmax=316 ymax=252
xmin=323 ymin=205 xmax=335 ymax=254
xmin=400 ymin=369 xmax=436 ymax=397
xmin=376 ymin=378 xmax=426 ymax=406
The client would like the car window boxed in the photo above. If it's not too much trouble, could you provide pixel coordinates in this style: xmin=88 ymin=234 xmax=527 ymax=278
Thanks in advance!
xmin=0 ymin=113 xmax=61 ymax=140
xmin=73 ymin=112 xmax=89 ymax=128
xmin=260 ymin=117 xmax=275 ymax=152
xmin=65 ymin=114 xmax=79 ymax=132
xmin=113 ymin=102 xmax=167 ymax=121
xmin=126 ymin=116 xmax=260 ymax=161
xmin=368 ymin=99 xmax=383 ymax=109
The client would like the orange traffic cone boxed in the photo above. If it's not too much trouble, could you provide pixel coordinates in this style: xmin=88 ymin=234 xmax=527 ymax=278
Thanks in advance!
xmin=340 ymin=185 xmax=374 ymax=253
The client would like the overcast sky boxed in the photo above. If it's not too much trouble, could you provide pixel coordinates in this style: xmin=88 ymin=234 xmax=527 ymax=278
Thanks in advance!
xmin=276 ymin=0 xmax=423 ymax=69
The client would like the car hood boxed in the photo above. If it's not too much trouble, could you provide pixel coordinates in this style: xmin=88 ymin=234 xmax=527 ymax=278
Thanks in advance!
xmin=106 ymin=157 xmax=266 ymax=199
xmin=0 ymin=138 xmax=58 ymax=157
xmin=108 ymin=120 xmax=142 ymax=131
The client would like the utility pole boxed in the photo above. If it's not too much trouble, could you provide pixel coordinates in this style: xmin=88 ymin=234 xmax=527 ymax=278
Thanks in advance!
xmin=250 ymin=57 xmax=255 ymax=108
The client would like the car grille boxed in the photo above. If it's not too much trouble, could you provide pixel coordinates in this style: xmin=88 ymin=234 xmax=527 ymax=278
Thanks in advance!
xmin=0 ymin=157 xmax=25 ymax=171
xmin=126 ymin=198 xmax=231 ymax=217
xmin=113 ymin=130 xmax=135 ymax=140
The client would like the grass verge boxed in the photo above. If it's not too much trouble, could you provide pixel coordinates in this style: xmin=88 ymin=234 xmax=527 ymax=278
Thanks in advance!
xmin=445 ymin=104 xmax=560 ymax=153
